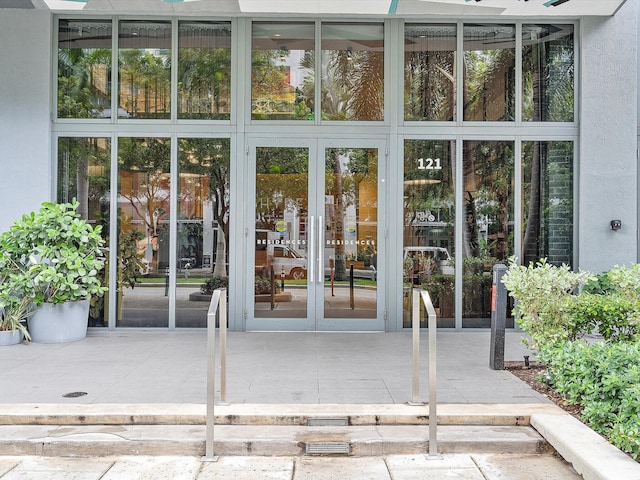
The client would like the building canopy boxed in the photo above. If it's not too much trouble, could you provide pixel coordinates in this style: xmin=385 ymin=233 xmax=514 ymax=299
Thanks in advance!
xmin=14 ymin=0 xmax=626 ymax=17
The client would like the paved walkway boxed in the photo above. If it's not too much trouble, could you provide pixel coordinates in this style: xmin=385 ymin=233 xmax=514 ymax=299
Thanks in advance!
xmin=3 ymin=331 xmax=638 ymax=479
xmin=0 ymin=331 xmax=546 ymax=405
xmin=0 ymin=453 xmax=582 ymax=479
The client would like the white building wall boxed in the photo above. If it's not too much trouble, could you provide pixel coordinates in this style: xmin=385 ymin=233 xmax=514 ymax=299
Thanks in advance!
xmin=0 ymin=9 xmax=52 ymax=232
xmin=579 ymin=0 xmax=638 ymax=272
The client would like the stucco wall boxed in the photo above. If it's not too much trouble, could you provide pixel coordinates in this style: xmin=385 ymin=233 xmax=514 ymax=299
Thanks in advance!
xmin=0 ymin=9 xmax=52 ymax=232
xmin=579 ymin=0 xmax=638 ymax=272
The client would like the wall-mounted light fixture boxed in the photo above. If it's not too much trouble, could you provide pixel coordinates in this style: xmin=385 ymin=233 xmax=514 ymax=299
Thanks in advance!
xmin=346 ymin=46 xmax=353 ymax=60
xmin=279 ymin=46 xmax=288 ymax=61
xmin=611 ymin=220 xmax=622 ymax=231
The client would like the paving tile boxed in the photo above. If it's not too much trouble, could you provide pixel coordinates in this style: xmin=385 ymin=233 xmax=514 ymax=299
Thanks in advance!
xmin=0 ymin=457 xmax=113 ymax=480
xmin=472 ymin=453 xmax=582 ymax=480
xmin=385 ymin=454 xmax=485 ymax=480
xmin=0 ymin=459 xmax=19 ymax=476
xmin=293 ymin=457 xmax=390 ymax=480
xmin=198 ymin=456 xmax=293 ymax=480
xmin=101 ymin=456 xmax=201 ymax=480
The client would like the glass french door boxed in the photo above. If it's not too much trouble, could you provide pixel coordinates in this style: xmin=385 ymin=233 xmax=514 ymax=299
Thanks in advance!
xmin=246 ymin=138 xmax=385 ymax=331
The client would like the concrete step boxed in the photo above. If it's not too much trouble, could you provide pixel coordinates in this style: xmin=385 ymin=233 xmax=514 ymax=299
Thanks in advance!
xmin=0 ymin=403 xmax=565 ymax=427
xmin=0 ymin=424 xmax=552 ymax=457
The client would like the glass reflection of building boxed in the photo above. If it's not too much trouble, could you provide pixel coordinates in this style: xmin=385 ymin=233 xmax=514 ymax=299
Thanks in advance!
xmin=55 ymin=17 xmax=576 ymax=331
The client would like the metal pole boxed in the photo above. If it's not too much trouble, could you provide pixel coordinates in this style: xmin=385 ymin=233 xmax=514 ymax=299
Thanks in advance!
xmin=202 ymin=289 xmax=221 ymax=462
xmin=423 ymin=290 xmax=439 ymax=458
xmin=270 ymin=266 xmax=275 ymax=310
xmin=220 ymin=289 xmax=227 ymax=404
xmin=490 ymin=264 xmax=508 ymax=370
xmin=410 ymin=289 xmax=422 ymax=405
xmin=349 ymin=264 xmax=355 ymax=309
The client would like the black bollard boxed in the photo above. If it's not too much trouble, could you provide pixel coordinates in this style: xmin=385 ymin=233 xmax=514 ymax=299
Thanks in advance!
xmin=490 ymin=264 xmax=508 ymax=370
xmin=349 ymin=264 xmax=355 ymax=309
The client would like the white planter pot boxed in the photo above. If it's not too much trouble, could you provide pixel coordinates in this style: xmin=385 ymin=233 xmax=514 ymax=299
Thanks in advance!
xmin=28 ymin=299 xmax=90 ymax=344
xmin=0 ymin=329 xmax=24 ymax=346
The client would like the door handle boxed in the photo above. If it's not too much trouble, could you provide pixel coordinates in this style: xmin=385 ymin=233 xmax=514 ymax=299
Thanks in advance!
xmin=309 ymin=216 xmax=315 ymax=284
xmin=318 ymin=216 xmax=323 ymax=284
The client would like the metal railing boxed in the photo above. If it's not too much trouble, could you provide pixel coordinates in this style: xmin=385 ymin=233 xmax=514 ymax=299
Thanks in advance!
xmin=202 ymin=288 xmax=227 ymax=462
xmin=202 ymin=286 xmax=436 ymax=459
xmin=411 ymin=288 xmax=440 ymax=458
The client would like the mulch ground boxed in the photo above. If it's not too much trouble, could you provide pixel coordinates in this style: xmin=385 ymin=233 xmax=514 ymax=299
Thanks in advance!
xmin=504 ymin=361 xmax=583 ymax=419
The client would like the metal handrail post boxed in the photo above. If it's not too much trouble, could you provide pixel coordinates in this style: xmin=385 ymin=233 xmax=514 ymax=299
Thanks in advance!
xmin=202 ymin=288 xmax=222 ymax=462
xmin=220 ymin=290 xmax=227 ymax=403
xmin=420 ymin=290 xmax=440 ymax=458
xmin=410 ymin=289 xmax=422 ymax=405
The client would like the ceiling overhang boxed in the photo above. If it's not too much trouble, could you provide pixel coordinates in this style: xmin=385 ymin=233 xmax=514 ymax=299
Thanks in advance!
xmin=4 ymin=0 xmax=628 ymax=17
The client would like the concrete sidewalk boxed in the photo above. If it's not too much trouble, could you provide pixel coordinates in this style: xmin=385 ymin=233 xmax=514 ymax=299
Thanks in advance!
xmin=0 ymin=453 xmax=582 ymax=479
xmin=0 ymin=330 xmax=545 ymax=405
xmin=1 ymin=331 xmax=639 ymax=480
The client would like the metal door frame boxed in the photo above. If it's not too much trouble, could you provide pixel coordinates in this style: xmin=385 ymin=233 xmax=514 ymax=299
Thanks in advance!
xmin=245 ymin=136 xmax=387 ymax=331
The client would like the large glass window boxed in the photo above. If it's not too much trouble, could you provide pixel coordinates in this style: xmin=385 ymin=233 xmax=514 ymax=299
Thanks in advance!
xmin=321 ymin=23 xmax=384 ymax=121
xmin=522 ymin=25 xmax=574 ymax=122
xmin=176 ymin=139 xmax=231 ymax=328
xmin=254 ymin=147 xmax=309 ymax=318
xmin=463 ymin=24 xmax=516 ymax=122
xmin=403 ymin=140 xmax=456 ymax=328
xmin=118 ymin=21 xmax=172 ymax=119
xmin=57 ymin=137 xmax=111 ymax=327
xmin=324 ymin=148 xmax=379 ymax=319
xmin=251 ymin=22 xmax=315 ymax=120
xmin=53 ymin=17 xmax=577 ymax=332
xmin=178 ymin=22 xmax=232 ymax=120
xmin=522 ymin=141 xmax=573 ymax=266
xmin=58 ymin=20 xmax=112 ymax=119
xmin=463 ymin=140 xmax=514 ymax=328
xmin=404 ymin=24 xmax=456 ymax=122
xmin=117 ymin=137 xmax=171 ymax=327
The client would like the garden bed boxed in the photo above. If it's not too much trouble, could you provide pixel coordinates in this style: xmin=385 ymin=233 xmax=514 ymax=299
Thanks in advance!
xmin=505 ymin=361 xmax=582 ymax=419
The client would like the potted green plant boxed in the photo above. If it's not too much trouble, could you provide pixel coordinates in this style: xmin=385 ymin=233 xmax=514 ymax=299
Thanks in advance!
xmin=0 ymin=201 xmax=107 ymax=343
xmin=0 ymin=260 xmax=33 ymax=345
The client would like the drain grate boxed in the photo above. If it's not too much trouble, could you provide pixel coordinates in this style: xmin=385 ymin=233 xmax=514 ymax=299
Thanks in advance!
xmin=305 ymin=442 xmax=350 ymax=455
xmin=62 ymin=392 xmax=87 ymax=398
xmin=307 ymin=417 xmax=349 ymax=426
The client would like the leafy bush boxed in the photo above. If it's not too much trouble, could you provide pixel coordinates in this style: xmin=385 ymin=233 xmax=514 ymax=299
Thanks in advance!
xmin=607 ymin=264 xmax=640 ymax=301
xmin=539 ymin=341 xmax=640 ymax=459
xmin=0 ymin=201 xmax=107 ymax=306
xmin=501 ymin=258 xmax=594 ymax=349
xmin=200 ymin=276 xmax=284 ymax=296
xmin=255 ymin=277 xmax=281 ymax=295
xmin=565 ymin=293 xmax=640 ymax=342
xmin=583 ymin=272 xmax=616 ymax=295
xmin=200 ymin=276 xmax=229 ymax=295
xmin=507 ymin=260 xmax=640 ymax=459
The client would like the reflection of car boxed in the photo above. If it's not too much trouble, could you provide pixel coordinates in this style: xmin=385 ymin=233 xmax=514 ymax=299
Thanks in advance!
xmin=256 ymin=244 xmax=307 ymax=280
xmin=403 ymin=246 xmax=454 ymax=277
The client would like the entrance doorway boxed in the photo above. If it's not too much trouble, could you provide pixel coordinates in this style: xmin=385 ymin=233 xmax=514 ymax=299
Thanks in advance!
xmin=246 ymin=138 xmax=385 ymax=331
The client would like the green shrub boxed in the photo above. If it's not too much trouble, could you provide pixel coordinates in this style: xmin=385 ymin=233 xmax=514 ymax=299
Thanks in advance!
xmin=607 ymin=264 xmax=640 ymax=302
xmin=200 ymin=276 xmax=229 ymax=295
xmin=539 ymin=341 xmax=640 ymax=459
xmin=255 ymin=277 xmax=281 ymax=295
xmin=501 ymin=258 xmax=594 ymax=350
xmin=0 ymin=201 xmax=107 ymax=306
xmin=583 ymin=272 xmax=616 ymax=295
xmin=565 ymin=293 xmax=640 ymax=342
